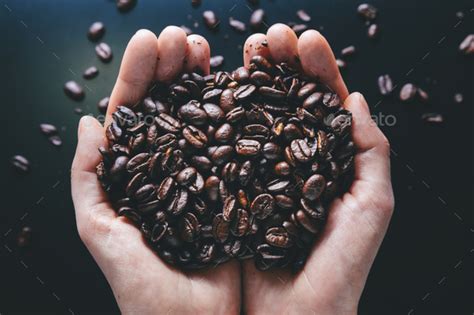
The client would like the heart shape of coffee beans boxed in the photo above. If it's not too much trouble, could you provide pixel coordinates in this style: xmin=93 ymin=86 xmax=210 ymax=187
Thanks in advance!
xmin=97 ymin=55 xmax=354 ymax=271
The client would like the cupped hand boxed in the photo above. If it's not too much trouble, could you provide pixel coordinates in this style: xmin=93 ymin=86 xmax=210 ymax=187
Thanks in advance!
xmin=241 ymin=24 xmax=394 ymax=315
xmin=71 ymin=27 xmax=240 ymax=314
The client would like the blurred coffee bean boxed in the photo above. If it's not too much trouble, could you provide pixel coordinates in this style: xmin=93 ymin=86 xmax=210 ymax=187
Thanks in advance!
xmin=87 ymin=22 xmax=105 ymax=41
xmin=95 ymin=42 xmax=113 ymax=63
xmin=83 ymin=66 xmax=99 ymax=79
xmin=64 ymin=81 xmax=85 ymax=101
xmin=11 ymin=155 xmax=30 ymax=173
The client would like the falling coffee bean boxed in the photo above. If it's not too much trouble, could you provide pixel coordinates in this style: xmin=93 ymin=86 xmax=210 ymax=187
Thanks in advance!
xmin=83 ymin=66 xmax=99 ymax=79
xmin=210 ymin=55 xmax=224 ymax=68
xmin=11 ymin=155 xmax=30 ymax=173
xmin=399 ymin=83 xmax=417 ymax=101
xmin=64 ymin=81 xmax=85 ymax=101
xmin=377 ymin=74 xmax=393 ymax=96
xmin=87 ymin=22 xmax=105 ymax=41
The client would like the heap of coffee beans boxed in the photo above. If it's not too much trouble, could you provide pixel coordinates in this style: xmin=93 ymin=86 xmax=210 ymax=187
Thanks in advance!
xmin=97 ymin=56 xmax=354 ymax=271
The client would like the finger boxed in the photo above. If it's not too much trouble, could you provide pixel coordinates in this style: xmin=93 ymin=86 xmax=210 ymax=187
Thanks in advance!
xmin=183 ymin=34 xmax=210 ymax=75
xmin=106 ymin=29 xmax=158 ymax=127
xmin=344 ymin=92 xmax=391 ymax=185
xmin=266 ymin=23 xmax=299 ymax=67
xmin=243 ymin=33 xmax=271 ymax=67
xmin=298 ymin=30 xmax=349 ymax=100
xmin=155 ymin=26 xmax=187 ymax=82
xmin=71 ymin=116 xmax=115 ymax=229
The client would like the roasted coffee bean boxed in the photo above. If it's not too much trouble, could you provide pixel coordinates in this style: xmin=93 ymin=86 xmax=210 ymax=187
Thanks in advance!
xmin=357 ymin=3 xmax=377 ymax=20
xmin=232 ymin=67 xmax=250 ymax=83
xmin=296 ymin=9 xmax=311 ymax=22
xmin=126 ymin=172 xmax=147 ymax=197
xmin=368 ymin=24 xmax=379 ymax=39
xmin=459 ymin=34 xmax=474 ymax=55
xmin=39 ymin=124 xmax=57 ymax=136
xmin=214 ymin=123 xmax=234 ymax=143
xmin=83 ymin=66 xmax=99 ymax=79
xmin=155 ymin=113 xmax=181 ymax=133
xmin=222 ymin=195 xmax=237 ymax=221
xmin=180 ymin=213 xmax=200 ymax=242
xmin=183 ymin=125 xmax=208 ymax=148
xmin=178 ymin=102 xmax=208 ymax=125
xmin=250 ymin=55 xmax=273 ymax=72
xmin=275 ymin=194 xmax=294 ymax=209
xmin=213 ymin=214 xmax=230 ymax=243
xmin=176 ymin=167 xmax=197 ymax=186
xmin=400 ymin=83 xmax=417 ymax=101
xmin=301 ymin=198 xmax=325 ymax=220
xmin=97 ymin=97 xmax=109 ymax=114
xmin=259 ymin=86 xmax=286 ymax=99
xmin=11 ymin=155 xmax=30 ymax=173
xmin=422 ymin=113 xmax=444 ymax=124
xmin=210 ymin=55 xmax=224 ymax=68
xmin=222 ymin=162 xmax=239 ymax=183
xmin=88 ymin=22 xmax=105 ymax=41
xmin=262 ymin=142 xmax=281 ymax=160
xmin=295 ymin=209 xmax=319 ymax=234
xmin=203 ymin=10 xmax=219 ymax=29
xmin=229 ymin=17 xmax=246 ymax=33
xmin=226 ymin=106 xmax=246 ymax=123
xmin=238 ymin=160 xmax=254 ymax=186
xmin=322 ymin=93 xmax=341 ymax=109
xmin=250 ymin=193 xmax=275 ymax=219
xmin=236 ymin=139 xmax=261 ymax=156
xmin=341 ymin=45 xmax=356 ymax=57
xmin=64 ymin=81 xmax=85 ymax=101
xmin=266 ymin=227 xmax=293 ymax=248
xmin=378 ymin=74 xmax=393 ymax=96
xmin=302 ymin=92 xmax=323 ymax=109
xmin=290 ymin=139 xmax=313 ymax=162
xmin=117 ymin=0 xmax=136 ymax=12
xmin=274 ymin=161 xmax=291 ymax=176
xmin=203 ymin=103 xmax=224 ymax=123
xmin=126 ymin=153 xmax=150 ymax=174
xmin=267 ymin=179 xmax=290 ymax=193
xmin=250 ymin=9 xmax=265 ymax=30
xmin=303 ymin=174 xmax=326 ymax=201
xmin=330 ymin=113 xmax=352 ymax=136
xmin=166 ymin=189 xmax=189 ymax=215
xmin=234 ymin=84 xmax=256 ymax=100
xmin=95 ymin=42 xmax=113 ymax=62
xmin=211 ymin=145 xmax=234 ymax=166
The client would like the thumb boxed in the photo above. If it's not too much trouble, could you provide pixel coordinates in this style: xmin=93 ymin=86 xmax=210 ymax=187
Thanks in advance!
xmin=71 ymin=116 xmax=115 ymax=236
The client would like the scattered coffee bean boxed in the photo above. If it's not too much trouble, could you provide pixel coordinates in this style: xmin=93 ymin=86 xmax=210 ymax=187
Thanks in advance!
xmin=291 ymin=23 xmax=308 ymax=35
xmin=11 ymin=155 xmax=30 ymax=173
xmin=87 ymin=22 xmax=105 ymax=41
xmin=399 ymin=83 xmax=417 ymax=101
xmin=180 ymin=25 xmax=193 ymax=36
xmin=417 ymin=88 xmax=429 ymax=102
xmin=97 ymin=58 xmax=354 ymax=271
xmin=203 ymin=10 xmax=219 ymax=29
xmin=336 ymin=59 xmax=347 ymax=69
xmin=250 ymin=9 xmax=265 ymax=30
xmin=39 ymin=123 xmax=57 ymax=136
xmin=210 ymin=55 xmax=224 ymax=68
xmin=454 ymin=93 xmax=463 ymax=103
xmin=459 ymin=34 xmax=474 ymax=55
xmin=117 ymin=0 xmax=136 ymax=12
xmin=357 ymin=3 xmax=377 ymax=21
xmin=64 ymin=81 xmax=85 ymax=101
xmin=341 ymin=45 xmax=356 ymax=57
xmin=229 ymin=17 xmax=247 ymax=33
xmin=191 ymin=0 xmax=201 ymax=7
xmin=95 ymin=42 xmax=113 ymax=63
xmin=377 ymin=74 xmax=393 ymax=96
xmin=367 ymin=23 xmax=379 ymax=39
xmin=422 ymin=113 xmax=444 ymax=124
xmin=296 ymin=9 xmax=311 ymax=22
xmin=98 ymin=97 xmax=110 ymax=114
xmin=83 ymin=66 xmax=99 ymax=79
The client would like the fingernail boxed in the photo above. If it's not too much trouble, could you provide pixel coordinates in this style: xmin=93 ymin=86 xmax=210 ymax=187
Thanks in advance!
xmin=78 ymin=115 xmax=95 ymax=138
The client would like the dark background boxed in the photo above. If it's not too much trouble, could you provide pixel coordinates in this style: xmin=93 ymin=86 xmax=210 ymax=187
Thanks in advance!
xmin=0 ymin=0 xmax=472 ymax=314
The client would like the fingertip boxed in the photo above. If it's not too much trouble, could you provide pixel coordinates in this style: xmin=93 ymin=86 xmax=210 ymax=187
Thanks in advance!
xmin=266 ymin=23 xmax=299 ymax=66
xmin=243 ymin=33 xmax=271 ymax=67
xmin=156 ymin=26 xmax=188 ymax=82
xmin=184 ymin=34 xmax=210 ymax=75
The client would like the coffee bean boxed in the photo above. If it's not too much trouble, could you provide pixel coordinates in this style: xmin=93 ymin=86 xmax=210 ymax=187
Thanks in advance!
xmin=368 ymin=24 xmax=379 ymax=39
xmin=250 ymin=9 xmax=265 ymax=30
xmin=39 ymin=123 xmax=57 ymax=136
xmin=266 ymin=227 xmax=293 ymax=248
xmin=303 ymin=174 xmax=326 ymax=200
xmin=97 ymin=97 xmax=109 ymax=114
xmin=400 ymin=83 xmax=417 ymax=101
xmin=178 ymin=102 xmax=208 ymax=125
xmin=88 ymin=22 xmax=105 ymax=41
xmin=250 ymin=193 xmax=275 ymax=219
xmin=203 ymin=10 xmax=219 ymax=29
xmin=341 ymin=45 xmax=356 ymax=57
xmin=236 ymin=139 xmax=261 ymax=156
xmin=259 ymin=86 xmax=286 ymax=99
xmin=210 ymin=55 xmax=224 ymax=68
xmin=296 ymin=9 xmax=311 ymax=22
xmin=202 ymin=103 xmax=224 ymax=123
xmin=422 ymin=113 xmax=444 ymax=124
xmin=166 ymin=189 xmax=189 ymax=215
xmin=357 ymin=3 xmax=377 ymax=21
xmin=11 ymin=155 xmax=30 ymax=173
xmin=459 ymin=34 xmax=474 ymax=55
xmin=378 ymin=74 xmax=393 ymax=96
xmin=17 ymin=226 xmax=32 ymax=247
xmin=234 ymin=84 xmax=256 ymax=100
xmin=64 ymin=81 xmax=85 ymax=101
xmin=291 ymin=139 xmax=313 ymax=162
xmin=211 ymin=145 xmax=234 ymax=166
xmin=117 ymin=0 xmax=136 ymax=12
xmin=229 ymin=17 xmax=246 ymax=33
xmin=95 ymin=42 xmax=113 ymax=63
xmin=232 ymin=67 xmax=250 ymax=84
xmin=155 ymin=113 xmax=181 ymax=133
xmin=180 ymin=25 xmax=193 ymax=36
xmin=213 ymin=214 xmax=230 ymax=243
xmin=83 ymin=66 xmax=99 ymax=79
xmin=454 ymin=93 xmax=463 ymax=103
xmin=183 ymin=125 xmax=208 ymax=148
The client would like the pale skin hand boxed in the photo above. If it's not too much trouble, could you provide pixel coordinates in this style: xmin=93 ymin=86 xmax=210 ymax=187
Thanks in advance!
xmin=242 ymin=24 xmax=394 ymax=315
xmin=71 ymin=24 xmax=394 ymax=315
